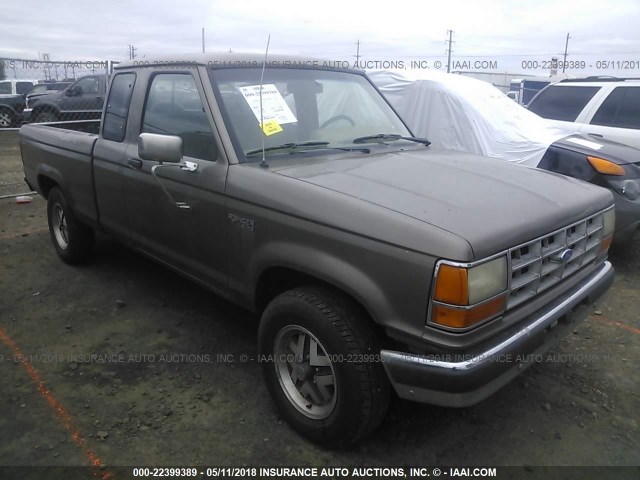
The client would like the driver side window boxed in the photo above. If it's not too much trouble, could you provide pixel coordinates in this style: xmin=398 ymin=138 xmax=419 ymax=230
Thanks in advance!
xmin=74 ymin=77 xmax=99 ymax=94
xmin=141 ymin=73 xmax=217 ymax=161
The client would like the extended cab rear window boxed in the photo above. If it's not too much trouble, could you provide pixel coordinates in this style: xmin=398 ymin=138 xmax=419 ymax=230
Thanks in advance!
xmin=102 ymin=73 xmax=136 ymax=142
xmin=528 ymin=85 xmax=600 ymax=122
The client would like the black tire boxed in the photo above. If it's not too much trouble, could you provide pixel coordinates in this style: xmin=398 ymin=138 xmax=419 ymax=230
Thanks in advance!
xmin=258 ymin=287 xmax=390 ymax=447
xmin=47 ymin=187 xmax=94 ymax=264
xmin=34 ymin=111 xmax=58 ymax=123
xmin=610 ymin=228 xmax=640 ymax=273
xmin=0 ymin=109 xmax=15 ymax=128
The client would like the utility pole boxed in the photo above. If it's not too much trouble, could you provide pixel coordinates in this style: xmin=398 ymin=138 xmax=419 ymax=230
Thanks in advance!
xmin=562 ymin=33 xmax=570 ymax=73
xmin=128 ymin=45 xmax=137 ymax=60
xmin=446 ymin=30 xmax=454 ymax=73
xmin=355 ymin=40 xmax=361 ymax=68
xmin=202 ymin=28 xmax=205 ymax=53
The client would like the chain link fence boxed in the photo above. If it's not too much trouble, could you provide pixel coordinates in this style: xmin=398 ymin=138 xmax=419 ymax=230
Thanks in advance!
xmin=0 ymin=58 xmax=120 ymax=197
xmin=0 ymin=58 xmax=120 ymax=130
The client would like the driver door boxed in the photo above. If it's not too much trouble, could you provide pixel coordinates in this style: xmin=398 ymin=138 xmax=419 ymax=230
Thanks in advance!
xmin=123 ymin=71 xmax=229 ymax=292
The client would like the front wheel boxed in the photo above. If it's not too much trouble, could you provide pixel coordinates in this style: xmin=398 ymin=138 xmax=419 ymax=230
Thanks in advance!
xmin=258 ymin=287 xmax=390 ymax=447
xmin=34 ymin=111 xmax=58 ymax=123
xmin=47 ymin=187 xmax=94 ymax=264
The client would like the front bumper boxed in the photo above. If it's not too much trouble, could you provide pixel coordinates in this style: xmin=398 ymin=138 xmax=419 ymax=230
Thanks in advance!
xmin=381 ymin=260 xmax=614 ymax=407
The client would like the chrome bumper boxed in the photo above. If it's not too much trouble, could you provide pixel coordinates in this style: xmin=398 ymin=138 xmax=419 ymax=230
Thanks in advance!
xmin=381 ymin=260 xmax=614 ymax=407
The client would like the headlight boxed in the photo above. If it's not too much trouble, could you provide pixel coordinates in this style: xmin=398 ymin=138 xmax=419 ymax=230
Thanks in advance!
xmin=599 ymin=207 xmax=615 ymax=254
xmin=603 ymin=207 xmax=615 ymax=236
xmin=430 ymin=256 xmax=508 ymax=330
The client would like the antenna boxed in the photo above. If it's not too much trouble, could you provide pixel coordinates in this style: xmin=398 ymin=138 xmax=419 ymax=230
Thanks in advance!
xmin=259 ymin=34 xmax=271 ymax=168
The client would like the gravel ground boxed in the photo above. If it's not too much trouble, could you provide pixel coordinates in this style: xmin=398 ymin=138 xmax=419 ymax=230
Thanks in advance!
xmin=0 ymin=131 xmax=639 ymax=478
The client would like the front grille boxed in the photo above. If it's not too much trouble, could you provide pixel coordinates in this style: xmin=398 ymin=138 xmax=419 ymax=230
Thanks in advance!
xmin=507 ymin=211 xmax=604 ymax=309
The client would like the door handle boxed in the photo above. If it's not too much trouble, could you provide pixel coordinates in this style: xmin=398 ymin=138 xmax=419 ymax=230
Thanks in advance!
xmin=588 ymin=133 xmax=604 ymax=138
xmin=127 ymin=158 xmax=143 ymax=169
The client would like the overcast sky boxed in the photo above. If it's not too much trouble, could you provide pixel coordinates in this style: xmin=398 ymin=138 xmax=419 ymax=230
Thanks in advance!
xmin=1 ymin=0 xmax=639 ymax=76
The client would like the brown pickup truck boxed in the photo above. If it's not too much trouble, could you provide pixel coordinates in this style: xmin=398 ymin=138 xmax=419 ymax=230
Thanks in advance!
xmin=20 ymin=54 xmax=615 ymax=446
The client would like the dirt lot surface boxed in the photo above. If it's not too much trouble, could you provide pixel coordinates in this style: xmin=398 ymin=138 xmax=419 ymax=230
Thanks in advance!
xmin=1 ymin=131 xmax=639 ymax=478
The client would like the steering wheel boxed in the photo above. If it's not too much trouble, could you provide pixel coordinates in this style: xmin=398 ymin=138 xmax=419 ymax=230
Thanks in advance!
xmin=320 ymin=114 xmax=356 ymax=128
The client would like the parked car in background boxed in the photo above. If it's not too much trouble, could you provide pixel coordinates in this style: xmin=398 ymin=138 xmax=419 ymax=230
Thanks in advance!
xmin=0 ymin=78 xmax=39 ymax=96
xmin=528 ymin=77 xmax=640 ymax=150
xmin=507 ymin=77 xmax=553 ymax=106
xmin=25 ymin=81 xmax=72 ymax=100
xmin=0 ymin=79 xmax=41 ymax=127
xmin=0 ymin=94 xmax=27 ymax=127
xmin=369 ymin=70 xmax=640 ymax=245
xmin=23 ymin=74 xmax=107 ymax=123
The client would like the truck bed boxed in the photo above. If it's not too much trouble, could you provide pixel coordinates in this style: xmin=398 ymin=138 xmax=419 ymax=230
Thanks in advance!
xmin=20 ymin=123 xmax=100 ymax=225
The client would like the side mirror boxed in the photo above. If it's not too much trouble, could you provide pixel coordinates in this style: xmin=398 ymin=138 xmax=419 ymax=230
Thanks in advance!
xmin=138 ymin=133 xmax=183 ymax=163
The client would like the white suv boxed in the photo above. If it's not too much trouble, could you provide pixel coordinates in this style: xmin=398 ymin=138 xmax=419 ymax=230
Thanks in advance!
xmin=0 ymin=79 xmax=39 ymax=97
xmin=528 ymin=78 xmax=640 ymax=150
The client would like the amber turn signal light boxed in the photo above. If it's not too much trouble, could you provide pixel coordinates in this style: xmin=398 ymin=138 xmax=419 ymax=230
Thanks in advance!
xmin=599 ymin=235 xmax=613 ymax=254
xmin=434 ymin=264 xmax=469 ymax=305
xmin=587 ymin=156 xmax=626 ymax=176
xmin=432 ymin=295 xmax=506 ymax=329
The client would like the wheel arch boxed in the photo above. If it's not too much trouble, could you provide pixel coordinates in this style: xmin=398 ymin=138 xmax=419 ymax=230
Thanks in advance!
xmin=31 ymin=102 xmax=61 ymax=120
xmin=36 ymin=165 xmax=69 ymax=202
xmin=252 ymin=248 xmax=391 ymax=335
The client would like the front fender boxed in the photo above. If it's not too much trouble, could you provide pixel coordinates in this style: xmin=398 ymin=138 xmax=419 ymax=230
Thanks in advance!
xmin=30 ymin=102 xmax=60 ymax=118
xmin=245 ymin=237 xmax=431 ymax=340
xmin=253 ymin=241 xmax=390 ymax=323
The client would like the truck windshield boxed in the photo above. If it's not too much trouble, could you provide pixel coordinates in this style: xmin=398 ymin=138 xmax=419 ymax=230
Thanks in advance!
xmin=209 ymin=67 xmax=411 ymax=162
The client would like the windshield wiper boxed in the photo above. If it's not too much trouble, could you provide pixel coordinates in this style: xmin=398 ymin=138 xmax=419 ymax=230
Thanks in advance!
xmin=245 ymin=141 xmax=370 ymax=156
xmin=245 ymin=141 xmax=330 ymax=156
xmin=352 ymin=134 xmax=431 ymax=146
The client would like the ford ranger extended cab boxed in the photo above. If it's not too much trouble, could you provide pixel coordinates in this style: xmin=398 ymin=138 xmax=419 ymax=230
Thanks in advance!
xmin=20 ymin=54 xmax=615 ymax=447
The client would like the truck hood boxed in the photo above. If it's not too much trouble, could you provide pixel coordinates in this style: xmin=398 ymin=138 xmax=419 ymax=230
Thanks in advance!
xmin=270 ymin=148 xmax=613 ymax=259
xmin=27 ymin=91 xmax=58 ymax=101
xmin=28 ymin=90 xmax=62 ymax=105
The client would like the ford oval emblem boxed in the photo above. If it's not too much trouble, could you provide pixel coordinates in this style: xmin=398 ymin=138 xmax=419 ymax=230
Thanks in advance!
xmin=551 ymin=248 xmax=573 ymax=263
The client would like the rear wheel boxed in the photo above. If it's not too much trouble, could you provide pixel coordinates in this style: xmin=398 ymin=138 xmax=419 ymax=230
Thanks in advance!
xmin=258 ymin=287 xmax=390 ymax=447
xmin=47 ymin=187 xmax=94 ymax=264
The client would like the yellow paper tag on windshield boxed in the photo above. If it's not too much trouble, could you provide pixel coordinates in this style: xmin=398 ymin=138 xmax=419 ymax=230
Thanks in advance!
xmin=260 ymin=120 xmax=283 ymax=136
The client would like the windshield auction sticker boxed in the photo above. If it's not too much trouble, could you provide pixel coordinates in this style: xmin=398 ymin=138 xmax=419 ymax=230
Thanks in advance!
xmin=239 ymin=84 xmax=297 ymax=125
xmin=260 ymin=119 xmax=284 ymax=136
